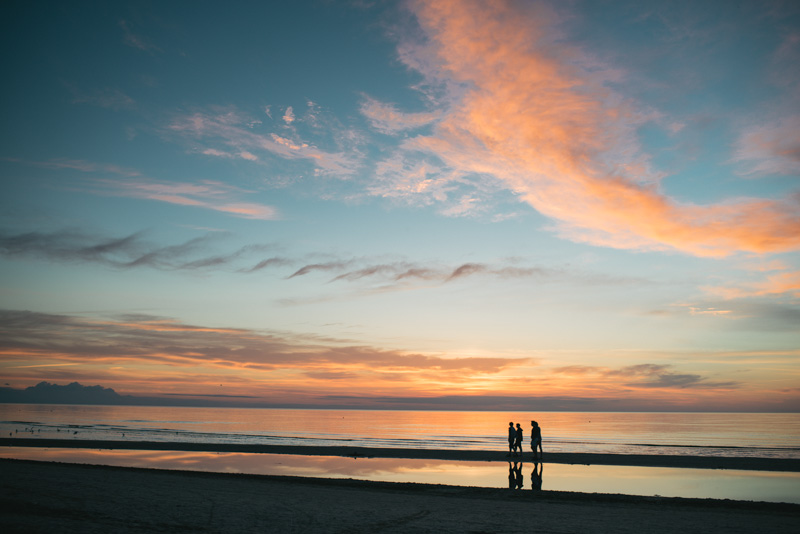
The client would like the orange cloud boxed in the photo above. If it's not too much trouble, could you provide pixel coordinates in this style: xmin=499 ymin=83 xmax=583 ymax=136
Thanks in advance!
xmin=392 ymin=0 xmax=800 ymax=258
xmin=3 ymin=310 xmax=792 ymax=408
xmin=704 ymin=270 xmax=800 ymax=299
xmin=0 ymin=310 xmax=531 ymax=399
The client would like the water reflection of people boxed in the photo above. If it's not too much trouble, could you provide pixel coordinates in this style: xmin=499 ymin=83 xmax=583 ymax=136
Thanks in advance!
xmin=507 ymin=462 xmax=524 ymax=489
xmin=530 ymin=462 xmax=543 ymax=492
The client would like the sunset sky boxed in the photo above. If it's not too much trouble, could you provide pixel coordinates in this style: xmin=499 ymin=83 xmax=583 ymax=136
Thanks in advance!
xmin=1 ymin=0 xmax=799 ymax=411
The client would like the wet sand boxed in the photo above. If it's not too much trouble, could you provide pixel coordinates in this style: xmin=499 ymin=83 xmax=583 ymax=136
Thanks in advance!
xmin=2 ymin=437 xmax=799 ymax=471
xmin=1 ymin=458 xmax=798 ymax=533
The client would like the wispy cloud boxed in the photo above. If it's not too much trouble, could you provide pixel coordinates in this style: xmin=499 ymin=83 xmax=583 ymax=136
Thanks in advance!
xmin=374 ymin=0 xmax=800 ymax=257
xmin=553 ymin=363 xmax=740 ymax=390
xmin=92 ymin=178 xmax=279 ymax=220
xmin=167 ymin=106 xmax=361 ymax=178
xmin=0 ymin=227 xmax=655 ymax=296
xmin=7 ymin=157 xmax=277 ymax=221
xmin=63 ymin=81 xmax=135 ymax=110
xmin=361 ymin=96 xmax=441 ymax=134
xmin=119 ymin=19 xmax=162 ymax=54
xmin=732 ymin=115 xmax=800 ymax=177
xmin=5 ymin=158 xmax=142 ymax=177
xmin=703 ymin=270 xmax=800 ymax=299
xmin=290 ymin=258 xmax=553 ymax=286
xmin=0 ymin=230 xmax=270 ymax=271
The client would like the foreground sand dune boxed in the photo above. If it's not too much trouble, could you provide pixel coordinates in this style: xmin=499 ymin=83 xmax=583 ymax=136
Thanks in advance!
xmin=1 ymin=459 xmax=798 ymax=533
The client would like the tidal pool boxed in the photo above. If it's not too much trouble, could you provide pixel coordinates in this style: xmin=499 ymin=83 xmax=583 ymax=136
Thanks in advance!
xmin=2 ymin=447 xmax=798 ymax=504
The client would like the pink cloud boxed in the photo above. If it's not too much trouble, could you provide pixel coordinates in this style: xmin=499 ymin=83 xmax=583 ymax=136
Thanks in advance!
xmin=168 ymin=109 xmax=359 ymax=177
xmin=217 ymin=203 xmax=278 ymax=220
xmin=704 ymin=270 xmax=800 ymax=299
xmin=94 ymin=179 xmax=279 ymax=220
xmin=361 ymin=97 xmax=441 ymax=134
xmin=387 ymin=0 xmax=800 ymax=258
xmin=733 ymin=115 xmax=800 ymax=177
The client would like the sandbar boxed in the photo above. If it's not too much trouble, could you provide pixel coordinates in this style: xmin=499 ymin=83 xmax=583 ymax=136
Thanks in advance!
xmin=1 ymin=437 xmax=798 ymax=472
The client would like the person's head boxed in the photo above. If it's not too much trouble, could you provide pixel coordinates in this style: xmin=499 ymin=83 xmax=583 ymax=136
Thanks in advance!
xmin=516 ymin=423 xmax=521 ymax=428
xmin=509 ymin=422 xmax=513 ymax=426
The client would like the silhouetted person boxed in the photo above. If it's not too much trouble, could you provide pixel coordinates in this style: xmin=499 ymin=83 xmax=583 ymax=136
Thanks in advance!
xmin=531 ymin=462 xmax=543 ymax=491
xmin=530 ymin=420 xmax=542 ymax=460
xmin=514 ymin=423 xmax=523 ymax=456
xmin=507 ymin=422 xmax=515 ymax=456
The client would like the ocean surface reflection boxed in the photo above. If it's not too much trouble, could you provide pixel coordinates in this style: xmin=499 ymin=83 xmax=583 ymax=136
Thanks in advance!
xmin=2 ymin=447 xmax=798 ymax=504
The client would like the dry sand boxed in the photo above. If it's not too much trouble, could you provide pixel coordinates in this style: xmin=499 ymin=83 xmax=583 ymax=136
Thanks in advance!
xmin=1 ymin=458 xmax=798 ymax=533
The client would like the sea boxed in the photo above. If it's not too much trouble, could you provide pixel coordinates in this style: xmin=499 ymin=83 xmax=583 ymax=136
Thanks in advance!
xmin=1 ymin=404 xmax=798 ymax=459
xmin=2 ymin=405 xmax=800 ymax=503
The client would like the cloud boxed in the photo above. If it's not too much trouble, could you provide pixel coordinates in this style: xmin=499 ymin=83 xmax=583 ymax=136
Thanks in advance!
xmin=243 ymin=257 xmax=292 ymax=273
xmin=9 ymin=157 xmax=278 ymax=221
xmin=290 ymin=259 xmax=551 ymax=286
xmin=283 ymin=106 xmax=295 ymax=125
xmin=5 ymin=310 xmax=791 ymax=409
xmin=288 ymin=256 xmax=647 ymax=293
xmin=5 ymin=158 xmax=142 ymax=177
xmin=288 ymin=261 xmax=355 ymax=279
xmin=703 ymin=270 xmax=800 ymax=299
xmin=0 ymin=310 xmax=529 ymax=388
xmin=361 ymin=96 xmax=441 ymax=134
xmin=92 ymin=178 xmax=279 ymax=220
xmin=0 ymin=229 xmax=270 ymax=271
xmin=377 ymin=0 xmax=800 ymax=257
xmin=64 ymin=82 xmax=135 ymax=110
xmin=168 ymin=107 xmax=360 ymax=178
xmin=732 ymin=115 xmax=800 ymax=177
xmin=553 ymin=363 xmax=740 ymax=390
xmin=0 ymin=228 xmax=651 ymax=297
xmin=119 ymin=20 xmax=162 ymax=54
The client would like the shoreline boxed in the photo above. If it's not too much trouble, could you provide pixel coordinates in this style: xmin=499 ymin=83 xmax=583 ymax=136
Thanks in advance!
xmin=2 ymin=437 xmax=799 ymax=472
xmin=1 ymin=458 xmax=798 ymax=533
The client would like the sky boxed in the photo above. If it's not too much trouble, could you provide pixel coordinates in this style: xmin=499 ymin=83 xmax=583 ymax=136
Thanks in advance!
xmin=1 ymin=0 xmax=799 ymax=412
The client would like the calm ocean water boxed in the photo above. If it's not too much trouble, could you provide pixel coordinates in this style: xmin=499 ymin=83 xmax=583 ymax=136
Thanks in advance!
xmin=1 ymin=404 xmax=799 ymax=459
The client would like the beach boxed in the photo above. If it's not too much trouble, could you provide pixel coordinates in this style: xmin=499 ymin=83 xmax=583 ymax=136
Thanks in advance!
xmin=2 ymin=458 xmax=799 ymax=533
xmin=2 ymin=437 xmax=800 ymax=534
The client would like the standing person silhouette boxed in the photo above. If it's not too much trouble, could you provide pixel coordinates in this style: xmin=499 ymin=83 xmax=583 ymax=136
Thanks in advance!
xmin=531 ymin=420 xmax=542 ymax=460
xmin=507 ymin=422 xmax=515 ymax=456
xmin=514 ymin=423 xmax=523 ymax=457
